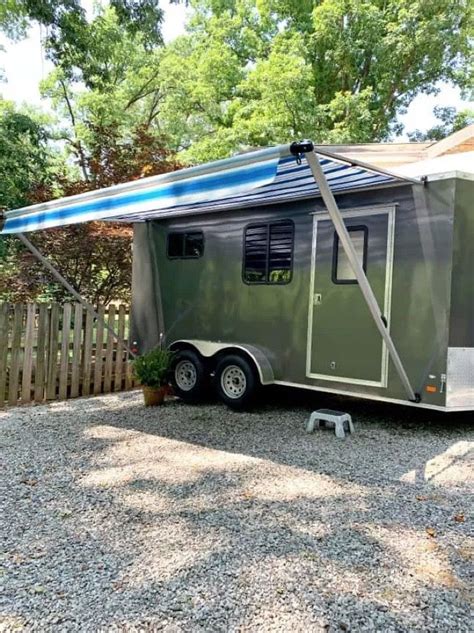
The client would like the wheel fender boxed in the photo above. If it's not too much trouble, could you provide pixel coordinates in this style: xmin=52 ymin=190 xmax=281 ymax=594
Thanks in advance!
xmin=169 ymin=339 xmax=275 ymax=385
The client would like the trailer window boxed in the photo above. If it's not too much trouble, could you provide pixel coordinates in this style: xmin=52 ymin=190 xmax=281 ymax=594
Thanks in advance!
xmin=332 ymin=226 xmax=368 ymax=284
xmin=243 ymin=220 xmax=294 ymax=284
xmin=167 ymin=231 xmax=204 ymax=259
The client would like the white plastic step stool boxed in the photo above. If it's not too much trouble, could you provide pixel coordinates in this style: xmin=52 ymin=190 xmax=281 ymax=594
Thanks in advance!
xmin=306 ymin=409 xmax=354 ymax=439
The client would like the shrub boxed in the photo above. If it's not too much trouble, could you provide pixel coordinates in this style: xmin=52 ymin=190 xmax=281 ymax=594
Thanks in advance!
xmin=133 ymin=347 xmax=173 ymax=388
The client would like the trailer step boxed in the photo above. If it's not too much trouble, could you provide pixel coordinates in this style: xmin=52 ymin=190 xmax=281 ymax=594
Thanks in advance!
xmin=306 ymin=409 xmax=354 ymax=439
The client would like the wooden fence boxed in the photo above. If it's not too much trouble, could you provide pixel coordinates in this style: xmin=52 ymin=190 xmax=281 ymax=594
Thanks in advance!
xmin=0 ymin=303 xmax=136 ymax=408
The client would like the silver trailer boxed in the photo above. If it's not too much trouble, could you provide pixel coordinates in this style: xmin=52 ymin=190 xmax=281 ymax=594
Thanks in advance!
xmin=2 ymin=142 xmax=473 ymax=411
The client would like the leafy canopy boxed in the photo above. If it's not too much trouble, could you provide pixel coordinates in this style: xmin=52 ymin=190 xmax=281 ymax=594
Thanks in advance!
xmin=38 ymin=5 xmax=180 ymax=182
xmin=0 ymin=1 xmax=168 ymax=52
xmin=154 ymin=0 xmax=473 ymax=161
xmin=0 ymin=100 xmax=58 ymax=210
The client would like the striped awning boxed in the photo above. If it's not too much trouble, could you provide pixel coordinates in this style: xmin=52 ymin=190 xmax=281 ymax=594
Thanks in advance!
xmin=1 ymin=144 xmax=417 ymax=234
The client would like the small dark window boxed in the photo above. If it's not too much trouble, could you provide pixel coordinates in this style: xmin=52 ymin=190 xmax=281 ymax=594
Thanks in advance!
xmin=243 ymin=220 xmax=294 ymax=284
xmin=184 ymin=232 xmax=204 ymax=258
xmin=332 ymin=225 xmax=368 ymax=284
xmin=168 ymin=233 xmax=184 ymax=258
xmin=167 ymin=231 xmax=204 ymax=259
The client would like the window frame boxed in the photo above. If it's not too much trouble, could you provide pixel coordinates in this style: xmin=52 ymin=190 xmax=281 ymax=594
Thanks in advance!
xmin=242 ymin=219 xmax=295 ymax=286
xmin=331 ymin=225 xmax=369 ymax=285
xmin=166 ymin=230 xmax=205 ymax=260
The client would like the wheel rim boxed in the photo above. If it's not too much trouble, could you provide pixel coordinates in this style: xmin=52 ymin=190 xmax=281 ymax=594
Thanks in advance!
xmin=175 ymin=360 xmax=197 ymax=391
xmin=220 ymin=365 xmax=247 ymax=399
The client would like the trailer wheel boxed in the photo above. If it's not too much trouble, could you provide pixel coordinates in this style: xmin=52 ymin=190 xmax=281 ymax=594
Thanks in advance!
xmin=171 ymin=350 xmax=208 ymax=403
xmin=214 ymin=354 xmax=258 ymax=410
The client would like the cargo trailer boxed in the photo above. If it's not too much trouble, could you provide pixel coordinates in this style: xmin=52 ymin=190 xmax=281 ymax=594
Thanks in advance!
xmin=2 ymin=142 xmax=473 ymax=411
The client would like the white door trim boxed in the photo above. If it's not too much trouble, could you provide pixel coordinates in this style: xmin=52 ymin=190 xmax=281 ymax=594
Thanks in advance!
xmin=306 ymin=205 xmax=396 ymax=388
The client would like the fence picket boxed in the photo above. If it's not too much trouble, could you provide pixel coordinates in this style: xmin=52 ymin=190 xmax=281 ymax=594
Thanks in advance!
xmin=0 ymin=303 xmax=9 ymax=405
xmin=93 ymin=306 xmax=105 ymax=395
xmin=46 ymin=303 xmax=60 ymax=400
xmin=34 ymin=304 xmax=48 ymax=403
xmin=82 ymin=310 xmax=94 ymax=397
xmin=8 ymin=304 xmax=24 ymax=405
xmin=104 ymin=305 xmax=115 ymax=393
xmin=59 ymin=303 xmax=72 ymax=400
xmin=114 ymin=305 xmax=126 ymax=392
xmin=21 ymin=303 xmax=36 ymax=402
xmin=70 ymin=304 xmax=83 ymax=398
xmin=125 ymin=307 xmax=133 ymax=389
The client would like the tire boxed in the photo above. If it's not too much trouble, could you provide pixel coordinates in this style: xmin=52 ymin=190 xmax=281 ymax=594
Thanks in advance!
xmin=171 ymin=349 xmax=209 ymax=403
xmin=214 ymin=354 xmax=259 ymax=410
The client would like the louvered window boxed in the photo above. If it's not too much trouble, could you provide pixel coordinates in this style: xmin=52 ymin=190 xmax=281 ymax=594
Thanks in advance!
xmin=243 ymin=220 xmax=294 ymax=284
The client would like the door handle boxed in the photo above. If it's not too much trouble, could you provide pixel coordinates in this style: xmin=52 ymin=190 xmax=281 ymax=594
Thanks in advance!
xmin=313 ymin=293 xmax=322 ymax=306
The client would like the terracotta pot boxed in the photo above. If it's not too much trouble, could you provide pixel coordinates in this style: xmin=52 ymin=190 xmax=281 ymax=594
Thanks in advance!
xmin=142 ymin=385 xmax=167 ymax=406
xmin=163 ymin=383 xmax=174 ymax=397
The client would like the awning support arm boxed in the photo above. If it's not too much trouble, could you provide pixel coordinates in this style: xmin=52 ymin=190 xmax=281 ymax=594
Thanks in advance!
xmin=294 ymin=144 xmax=419 ymax=403
xmin=16 ymin=232 xmax=137 ymax=358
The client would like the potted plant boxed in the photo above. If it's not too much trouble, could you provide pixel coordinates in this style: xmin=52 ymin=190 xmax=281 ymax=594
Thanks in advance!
xmin=133 ymin=347 xmax=174 ymax=406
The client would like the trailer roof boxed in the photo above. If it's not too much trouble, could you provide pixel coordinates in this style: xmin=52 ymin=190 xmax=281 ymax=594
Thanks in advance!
xmin=393 ymin=150 xmax=474 ymax=182
xmin=1 ymin=143 xmax=419 ymax=234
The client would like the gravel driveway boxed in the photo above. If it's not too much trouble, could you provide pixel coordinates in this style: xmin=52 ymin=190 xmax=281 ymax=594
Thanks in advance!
xmin=1 ymin=389 xmax=473 ymax=632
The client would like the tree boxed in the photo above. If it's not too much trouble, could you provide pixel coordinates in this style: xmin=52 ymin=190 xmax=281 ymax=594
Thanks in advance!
xmin=0 ymin=11 xmax=181 ymax=306
xmin=153 ymin=0 xmax=473 ymax=161
xmin=0 ymin=1 xmax=171 ymax=51
xmin=0 ymin=99 xmax=66 ymax=303
xmin=408 ymin=106 xmax=474 ymax=142
xmin=0 ymin=1 xmax=185 ymax=82
xmin=2 ymin=222 xmax=135 ymax=306
xmin=0 ymin=100 xmax=59 ymax=210
xmin=39 ymin=5 xmax=173 ymax=180
xmin=0 ymin=0 xmax=28 ymax=40
xmin=0 ymin=121 xmax=180 ymax=306
xmin=1 ymin=4 xmax=184 ymax=306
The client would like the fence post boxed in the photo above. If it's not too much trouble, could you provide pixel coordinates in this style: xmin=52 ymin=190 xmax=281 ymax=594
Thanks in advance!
xmin=125 ymin=307 xmax=134 ymax=389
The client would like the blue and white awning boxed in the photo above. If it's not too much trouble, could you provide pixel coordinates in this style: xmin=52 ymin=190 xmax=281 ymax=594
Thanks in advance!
xmin=1 ymin=144 xmax=416 ymax=234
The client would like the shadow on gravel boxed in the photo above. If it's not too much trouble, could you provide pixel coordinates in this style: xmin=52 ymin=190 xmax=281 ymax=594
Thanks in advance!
xmin=82 ymin=387 xmax=473 ymax=489
xmin=1 ymin=389 xmax=473 ymax=631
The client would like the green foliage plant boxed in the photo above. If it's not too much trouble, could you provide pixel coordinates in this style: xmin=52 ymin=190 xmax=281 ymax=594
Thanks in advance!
xmin=133 ymin=347 xmax=174 ymax=388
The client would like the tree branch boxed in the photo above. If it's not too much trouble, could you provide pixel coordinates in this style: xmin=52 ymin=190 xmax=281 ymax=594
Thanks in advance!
xmin=59 ymin=79 xmax=90 ymax=182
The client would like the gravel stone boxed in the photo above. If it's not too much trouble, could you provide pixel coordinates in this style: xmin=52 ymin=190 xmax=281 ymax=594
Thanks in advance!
xmin=0 ymin=389 xmax=473 ymax=631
